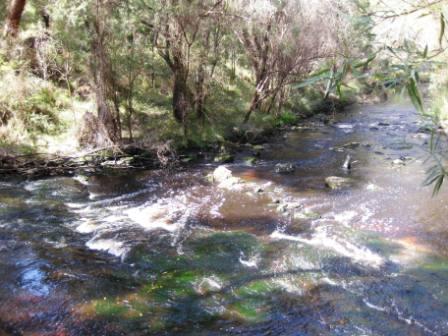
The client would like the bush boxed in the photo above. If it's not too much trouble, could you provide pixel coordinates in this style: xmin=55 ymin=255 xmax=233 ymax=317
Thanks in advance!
xmin=275 ymin=110 xmax=298 ymax=127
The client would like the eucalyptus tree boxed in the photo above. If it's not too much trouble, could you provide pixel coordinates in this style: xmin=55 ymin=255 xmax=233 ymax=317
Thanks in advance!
xmin=234 ymin=0 xmax=354 ymax=123
xmin=141 ymin=0 xmax=229 ymax=135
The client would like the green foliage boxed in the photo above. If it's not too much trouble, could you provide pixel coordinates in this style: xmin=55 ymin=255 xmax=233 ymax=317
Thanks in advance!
xmin=424 ymin=134 xmax=448 ymax=196
xmin=275 ymin=111 xmax=298 ymax=127
xmin=19 ymin=87 xmax=68 ymax=134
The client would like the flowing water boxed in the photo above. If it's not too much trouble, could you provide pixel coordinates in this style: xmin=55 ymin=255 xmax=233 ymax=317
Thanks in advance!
xmin=1 ymin=103 xmax=448 ymax=335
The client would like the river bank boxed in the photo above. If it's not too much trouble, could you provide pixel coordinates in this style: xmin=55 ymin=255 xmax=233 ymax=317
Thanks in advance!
xmin=0 ymin=97 xmax=354 ymax=179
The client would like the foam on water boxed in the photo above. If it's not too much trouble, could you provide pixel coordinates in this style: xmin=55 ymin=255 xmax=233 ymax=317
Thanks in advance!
xmin=86 ymin=187 xmax=157 ymax=207
xmin=363 ymin=298 xmax=437 ymax=335
xmin=332 ymin=210 xmax=357 ymax=227
xmin=271 ymin=228 xmax=384 ymax=268
xmin=76 ymin=220 xmax=99 ymax=234
xmin=73 ymin=175 xmax=89 ymax=186
xmin=126 ymin=196 xmax=191 ymax=232
xmin=239 ymin=252 xmax=260 ymax=268
xmin=86 ymin=238 xmax=129 ymax=258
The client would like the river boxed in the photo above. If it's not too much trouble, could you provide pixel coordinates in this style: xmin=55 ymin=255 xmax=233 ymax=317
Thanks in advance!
xmin=1 ymin=103 xmax=448 ymax=335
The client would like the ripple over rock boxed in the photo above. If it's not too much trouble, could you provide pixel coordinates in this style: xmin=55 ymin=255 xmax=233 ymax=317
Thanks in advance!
xmin=325 ymin=176 xmax=355 ymax=190
xmin=210 ymin=166 xmax=242 ymax=189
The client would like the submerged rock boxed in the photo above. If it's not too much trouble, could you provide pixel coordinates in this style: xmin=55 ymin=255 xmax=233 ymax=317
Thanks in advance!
xmin=391 ymin=156 xmax=413 ymax=167
xmin=342 ymin=142 xmax=360 ymax=149
xmin=369 ymin=123 xmax=379 ymax=131
xmin=244 ymin=157 xmax=258 ymax=166
xmin=293 ymin=210 xmax=321 ymax=220
xmin=274 ymin=163 xmax=295 ymax=174
xmin=214 ymin=153 xmax=234 ymax=164
xmin=388 ymin=142 xmax=413 ymax=150
xmin=325 ymin=176 xmax=355 ymax=190
xmin=392 ymin=159 xmax=406 ymax=167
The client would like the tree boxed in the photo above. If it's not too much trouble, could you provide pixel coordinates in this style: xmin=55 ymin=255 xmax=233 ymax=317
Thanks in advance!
xmin=91 ymin=0 xmax=122 ymax=145
xmin=236 ymin=0 xmax=335 ymax=123
xmin=3 ymin=0 xmax=27 ymax=38
xmin=144 ymin=0 xmax=227 ymax=135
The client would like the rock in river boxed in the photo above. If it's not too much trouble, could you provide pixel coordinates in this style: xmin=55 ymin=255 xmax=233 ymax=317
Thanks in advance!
xmin=325 ymin=176 xmax=355 ymax=190
xmin=275 ymin=163 xmax=295 ymax=174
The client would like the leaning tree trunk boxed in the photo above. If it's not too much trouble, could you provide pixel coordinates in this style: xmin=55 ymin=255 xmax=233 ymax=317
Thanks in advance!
xmin=244 ymin=76 xmax=267 ymax=123
xmin=244 ymin=90 xmax=261 ymax=124
xmin=3 ymin=0 xmax=27 ymax=38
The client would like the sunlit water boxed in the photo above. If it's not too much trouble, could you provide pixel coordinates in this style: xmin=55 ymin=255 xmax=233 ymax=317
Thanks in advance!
xmin=1 ymin=103 xmax=448 ymax=335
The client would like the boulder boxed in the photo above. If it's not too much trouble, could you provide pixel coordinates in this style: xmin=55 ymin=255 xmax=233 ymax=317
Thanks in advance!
xmin=325 ymin=176 xmax=355 ymax=190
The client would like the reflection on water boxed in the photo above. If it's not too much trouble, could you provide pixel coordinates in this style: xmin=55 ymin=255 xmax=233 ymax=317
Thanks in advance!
xmin=1 ymin=103 xmax=448 ymax=335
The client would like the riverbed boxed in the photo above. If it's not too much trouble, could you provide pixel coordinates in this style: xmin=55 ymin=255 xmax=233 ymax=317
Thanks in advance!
xmin=1 ymin=103 xmax=447 ymax=335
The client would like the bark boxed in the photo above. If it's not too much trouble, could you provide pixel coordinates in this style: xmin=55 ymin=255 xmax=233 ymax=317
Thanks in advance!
xmin=41 ymin=9 xmax=50 ymax=29
xmin=195 ymin=63 xmax=206 ymax=119
xmin=91 ymin=12 xmax=121 ymax=145
xmin=241 ymin=20 xmax=273 ymax=123
xmin=172 ymin=69 xmax=190 ymax=124
xmin=3 ymin=0 xmax=27 ymax=38
xmin=244 ymin=90 xmax=261 ymax=124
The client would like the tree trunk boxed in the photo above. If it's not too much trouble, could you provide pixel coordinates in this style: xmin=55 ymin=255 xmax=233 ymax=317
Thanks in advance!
xmin=172 ymin=69 xmax=190 ymax=125
xmin=244 ymin=90 xmax=261 ymax=124
xmin=195 ymin=63 xmax=206 ymax=120
xmin=91 ymin=11 xmax=121 ymax=145
xmin=3 ymin=0 xmax=27 ymax=38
